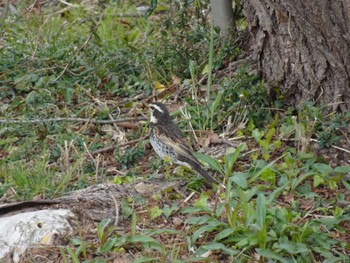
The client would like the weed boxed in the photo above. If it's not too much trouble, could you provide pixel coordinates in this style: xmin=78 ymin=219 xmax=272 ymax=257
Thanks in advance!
xmin=281 ymin=102 xmax=348 ymax=149
xmin=116 ymin=144 xmax=144 ymax=169
xmin=189 ymin=146 xmax=349 ymax=261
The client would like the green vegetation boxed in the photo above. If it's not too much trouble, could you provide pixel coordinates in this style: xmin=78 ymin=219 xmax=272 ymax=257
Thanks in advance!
xmin=0 ymin=1 xmax=349 ymax=262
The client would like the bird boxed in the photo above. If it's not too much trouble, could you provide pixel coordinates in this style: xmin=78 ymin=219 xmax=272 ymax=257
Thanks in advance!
xmin=148 ymin=102 xmax=218 ymax=185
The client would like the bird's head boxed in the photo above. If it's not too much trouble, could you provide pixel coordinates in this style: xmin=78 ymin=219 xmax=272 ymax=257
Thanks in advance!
xmin=148 ymin=102 xmax=170 ymax=124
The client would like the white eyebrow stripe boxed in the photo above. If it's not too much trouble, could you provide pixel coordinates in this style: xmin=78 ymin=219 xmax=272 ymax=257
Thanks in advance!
xmin=150 ymin=104 xmax=163 ymax=113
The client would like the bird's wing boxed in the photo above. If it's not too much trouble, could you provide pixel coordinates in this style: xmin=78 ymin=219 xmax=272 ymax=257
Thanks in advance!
xmin=153 ymin=123 xmax=219 ymax=185
xmin=154 ymin=124 xmax=195 ymax=161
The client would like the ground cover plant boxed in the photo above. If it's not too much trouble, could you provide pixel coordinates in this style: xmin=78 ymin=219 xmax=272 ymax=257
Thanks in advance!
xmin=0 ymin=0 xmax=349 ymax=262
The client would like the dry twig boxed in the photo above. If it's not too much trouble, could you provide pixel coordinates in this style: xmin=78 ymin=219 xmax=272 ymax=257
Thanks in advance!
xmin=0 ymin=117 xmax=147 ymax=124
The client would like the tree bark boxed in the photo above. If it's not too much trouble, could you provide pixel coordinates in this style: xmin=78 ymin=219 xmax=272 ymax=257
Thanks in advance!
xmin=211 ymin=0 xmax=235 ymax=35
xmin=242 ymin=0 xmax=350 ymax=112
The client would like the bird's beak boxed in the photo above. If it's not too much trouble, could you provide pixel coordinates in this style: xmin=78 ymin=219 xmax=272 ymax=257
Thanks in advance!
xmin=147 ymin=106 xmax=152 ymax=114
xmin=144 ymin=104 xmax=151 ymax=112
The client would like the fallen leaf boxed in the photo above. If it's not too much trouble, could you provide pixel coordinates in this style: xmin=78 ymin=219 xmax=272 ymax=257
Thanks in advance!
xmin=172 ymin=217 xmax=183 ymax=229
xmin=113 ymin=255 xmax=133 ymax=263
xmin=153 ymin=81 xmax=166 ymax=93
xmin=171 ymin=74 xmax=182 ymax=85
xmin=198 ymin=137 xmax=210 ymax=147
xmin=198 ymin=131 xmax=220 ymax=147
xmin=300 ymin=198 xmax=315 ymax=210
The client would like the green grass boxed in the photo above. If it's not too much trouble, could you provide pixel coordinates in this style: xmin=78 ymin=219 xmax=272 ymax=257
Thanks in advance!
xmin=0 ymin=1 xmax=349 ymax=262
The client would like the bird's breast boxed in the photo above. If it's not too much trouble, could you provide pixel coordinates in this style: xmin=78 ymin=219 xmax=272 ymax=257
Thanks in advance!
xmin=149 ymin=127 xmax=177 ymax=162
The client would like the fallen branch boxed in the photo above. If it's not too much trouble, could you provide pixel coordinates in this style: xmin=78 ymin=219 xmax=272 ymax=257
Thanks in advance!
xmin=0 ymin=116 xmax=147 ymax=124
xmin=310 ymin=138 xmax=350 ymax=154
xmin=91 ymin=137 xmax=147 ymax=155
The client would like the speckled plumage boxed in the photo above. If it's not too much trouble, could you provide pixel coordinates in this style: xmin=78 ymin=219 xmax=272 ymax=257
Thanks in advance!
xmin=149 ymin=126 xmax=177 ymax=162
xmin=148 ymin=102 xmax=217 ymax=185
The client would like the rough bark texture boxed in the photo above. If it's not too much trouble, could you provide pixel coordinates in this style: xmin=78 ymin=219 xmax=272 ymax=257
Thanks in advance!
xmin=243 ymin=0 xmax=350 ymax=112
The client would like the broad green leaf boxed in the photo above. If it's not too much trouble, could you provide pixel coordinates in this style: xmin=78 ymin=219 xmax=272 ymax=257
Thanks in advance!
xmin=259 ymin=139 xmax=269 ymax=150
xmin=277 ymin=242 xmax=309 ymax=254
xmin=128 ymin=235 xmax=160 ymax=243
xmin=60 ymin=247 xmax=69 ymax=263
xmin=266 ymin=183 xmax=289 ymax=204
xmin=342 ymin=180 xmax=350 ymax=191
xmin=128 ymin=235 xmax=162 ymax=252
xmin=256 ymin=249 xmax=290 ymax=263
xmin=91 ymin=259 xmax=107 ymax=263
xmin=191 ymin=225 xmax=218 ymax=243
xmin=99 ymin=237 xmax=117 ymax=253
xmin=97 ymin=218 xmax=111 ymax=241
xmin=260 ymin=168 xmax=276 ymax=183
xmin=65 ymin=246 xmax=80 ymax=263
xmin=207 ymin=219 xmax=226 ymax=227
xmin=131 ymin=211 xmax=136 ymax=236
xmin=247 ymin=118 xmax=255 ymax=131
xmin=193 ymin=152 xmax=224 ymax=174
xmin=316 ymin=215 xmax=350 ymax=226
xmin=186 ymin=216 xmax=211 ymax=225
xmin=299 ymin=152 xmax=316 ymax=159
xmin=114 ymin=236 xmax=127 ymax=247
xmin=313 ymin=247 xmax=344 ymax=262
xmin=252 ymin=128 xmax=264 ymax=142
xmin=121 ymin=199 xmax=133 ymax=219
xmin=256 ymin=194 xmax=266 ymax=230
xmin=133 ymin=257 xmax=157 ymax=263
xmin=236 ymin=237 xmax=249 ymax=247
xmin=273 ymin=139 xmax=282 ymax=148
xmin=264 ymin=127 xmax=276 ymax=144
xmin=229 ymin=172 xmax=248 ymax=188
xmin=214 ymin=228 xmax=234 ymax=241
xmin=194 ymin=193 xmax=210 ymax=208
xmin=211 ymin=90 xmax=223 ymax=113
xmin=146 ymin=228 xmax=180 ymax=236
xmin=313 ymin=174 xmax=325 ymax=187
xmin=328 ymin=178 xmax=338 ymax=189
xmin=313 ymin=163 xmax=333 ymax=174
xmin=127 ymin=30 xmax=139 ymax=42
xmin=248 ymin=156 xmax=283 ymax=184
xmin=224 ymin=144 xmax=243 ymax=176
xmin=200 ymin=243 xmax=239 ymax=256
xmin=162 ymin=204 xmax=178 ymax=218
xmin=291 ymin=172 xmax=316 ymax=190
xmin=149 ymin=206 xmax=162 ymax=220
xmin=201 ymin=63 xmax=210 ymax=74
xmin=280 ymin=123 xmax=295 ymax=137
xmin=181 ymin=206 xmax=212 ymax=214
xmin=64 ymin=87 xmax=74 ymax=103
xmin=75 ymin=242 xmax=88 ymax=258
xmin=70 ymin=238 xmax=82 ymax=246
xmin=334 ymin=166 xmax=350 ymax=173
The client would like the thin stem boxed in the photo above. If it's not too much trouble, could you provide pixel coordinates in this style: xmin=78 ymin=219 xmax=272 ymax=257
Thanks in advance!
xmin=207 ymin=22 xmax=214 ymax=129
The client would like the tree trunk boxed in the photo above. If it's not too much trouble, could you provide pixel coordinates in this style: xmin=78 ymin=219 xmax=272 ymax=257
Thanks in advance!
xmin=242 ymin=0 xmax=350 ymax=112
xmin=211 ymin=0 xmax=235 ymax=35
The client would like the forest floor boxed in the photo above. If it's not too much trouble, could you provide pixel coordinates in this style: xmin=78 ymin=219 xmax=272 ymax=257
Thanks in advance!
xmin=0 ymin=1 xmax=349 ymax=262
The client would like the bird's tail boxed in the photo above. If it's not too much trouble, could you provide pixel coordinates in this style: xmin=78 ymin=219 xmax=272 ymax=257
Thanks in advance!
xmin=191 ymin=162 xmax=218 ymax=185
xmin=178 ymin=154 xmax=222 ymax=186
